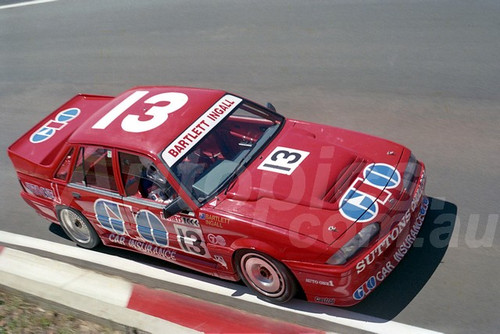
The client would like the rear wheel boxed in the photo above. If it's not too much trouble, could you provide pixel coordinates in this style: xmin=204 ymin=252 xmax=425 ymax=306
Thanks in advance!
xmin=58 ymin=207 xmax=100 ymax=249
xmin=236 ymin=251 xmax=297 ymax=303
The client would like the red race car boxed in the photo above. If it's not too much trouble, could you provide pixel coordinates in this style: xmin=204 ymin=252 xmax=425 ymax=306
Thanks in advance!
xmin=8 ymin=86 xmax=428 ymax=306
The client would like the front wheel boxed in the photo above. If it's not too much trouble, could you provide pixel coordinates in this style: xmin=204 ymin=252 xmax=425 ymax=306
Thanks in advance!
xmin=235 ymin=251 xmax=297 ymax=303
xmin=58 ymin=207 xmax=101 ymax=249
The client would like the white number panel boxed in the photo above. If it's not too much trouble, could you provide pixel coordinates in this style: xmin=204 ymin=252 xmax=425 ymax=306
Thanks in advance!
xmin=92 ymin=90 xmax=188 ymax=133
xmin=257 ymin=146 xmax=310 ymax=175
xmin=174 ymin=224 xmax=211 ymax=258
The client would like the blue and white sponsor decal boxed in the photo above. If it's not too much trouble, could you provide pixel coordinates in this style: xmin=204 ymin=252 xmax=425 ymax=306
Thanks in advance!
xmin=353 ymin=275 xmax=377 ymax=301
xmin=136 ymin=210 xmax=169 ymax=247
xmin=30 ymin=108 xmax=80 ymax=143
xmin=93 ymin=198 xmax=210 ymax=258
xmin=340 ymin=163 xmax=400 ymax=223
xmin=95 ymin=199 xmax=169 ymax=247
xmin=363 ymin=163 xmax=401 ymax=189
xmin=95 ymin=199 xmax=128 ymax=235
xmin=340 ymin=190 xmax=378 ymax=223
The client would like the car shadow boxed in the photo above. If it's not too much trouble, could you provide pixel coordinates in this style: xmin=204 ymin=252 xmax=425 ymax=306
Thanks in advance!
xmin=49 ymin=223 xmax=71 ymax=241
xmin=289 ymin=196 xmax=458 ymax=322
xmin=347 ymin=197 xmax=457 ymax=319
xmin=48 ymin=196 xmax=457 ymax=324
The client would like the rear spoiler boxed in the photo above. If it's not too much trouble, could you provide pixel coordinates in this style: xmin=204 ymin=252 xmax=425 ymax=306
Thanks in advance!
xmin=8 ymin=94 xmax=113 ymax=179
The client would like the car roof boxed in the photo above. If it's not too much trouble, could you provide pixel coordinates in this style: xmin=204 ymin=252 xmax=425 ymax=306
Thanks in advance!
xmin=69 ymin=86 xmax=227 ymax=157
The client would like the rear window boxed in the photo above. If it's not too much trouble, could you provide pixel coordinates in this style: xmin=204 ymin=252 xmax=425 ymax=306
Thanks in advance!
xmin=54 ymin=147 xmax=75 ymax=181
xmin=70 ymin=146 xmax=117 ymax=192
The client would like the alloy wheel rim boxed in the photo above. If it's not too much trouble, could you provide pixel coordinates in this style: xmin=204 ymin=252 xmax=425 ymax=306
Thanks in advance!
xmin=61 ymin=209 xmax=91 ymax=244
xmin=241 ymin=253 xmax=284 ymax=297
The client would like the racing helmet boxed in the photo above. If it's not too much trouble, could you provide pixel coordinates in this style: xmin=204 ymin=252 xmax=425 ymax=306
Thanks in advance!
xmin=139 ymin=156 xmax=167 ymax=186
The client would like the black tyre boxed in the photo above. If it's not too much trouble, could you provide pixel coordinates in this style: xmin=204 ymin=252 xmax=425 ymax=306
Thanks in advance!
xmin=58 ymin=207 xmax=101 ymax=249
xmin=235 ymin=250 xmax=297 ymax=303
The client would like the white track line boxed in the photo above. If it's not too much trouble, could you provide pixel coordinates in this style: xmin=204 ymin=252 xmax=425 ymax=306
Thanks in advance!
xmin=0 ymin=230 xmax=442 ymax=334
xmin=0 ymin=247 xmax=132 ymax=306
xmin=0 ymin=246 xmax=198 ymax=333
xmin=0 ymin=0 xmax=57 ymax=10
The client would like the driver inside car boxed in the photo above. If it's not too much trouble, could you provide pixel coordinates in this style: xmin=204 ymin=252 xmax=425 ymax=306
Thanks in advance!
xmin=120 ymin=152 xmax=176 ymax=204
xmin=138 ymin=156 xmax=175 ymax=203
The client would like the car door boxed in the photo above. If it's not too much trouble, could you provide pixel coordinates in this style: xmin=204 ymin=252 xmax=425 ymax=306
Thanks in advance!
xmin=66 ymin=145 xmax=125 ymax=234
xmin=117 ymin=151 xmax=212 ymax=263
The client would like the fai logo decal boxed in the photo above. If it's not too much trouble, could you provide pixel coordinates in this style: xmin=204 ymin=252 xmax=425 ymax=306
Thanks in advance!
xmin=340 ymin=163 xmax=400 ymax=222
xmin=363 ymin=163 xmax=401 ymax=189
xmin=340 ymin=190 xmax=378 ymax=223
xmin=30 ymin=108 xmax=80 ymax=143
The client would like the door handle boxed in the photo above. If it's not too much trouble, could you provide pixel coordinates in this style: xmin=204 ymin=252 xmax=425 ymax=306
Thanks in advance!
xmin=72 ymin=192 xmax=81 ymax=199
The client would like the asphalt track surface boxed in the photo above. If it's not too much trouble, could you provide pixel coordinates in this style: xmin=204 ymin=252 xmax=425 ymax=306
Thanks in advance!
xmin=0 ymin=0 xmax=499 ymax=333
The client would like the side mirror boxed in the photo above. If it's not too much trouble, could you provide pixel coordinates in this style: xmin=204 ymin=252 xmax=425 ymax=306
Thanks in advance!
xmin=266 ymin=102 xmax=276 ymax=112
xmin=163 ymin=197 xmax=190 ymax=218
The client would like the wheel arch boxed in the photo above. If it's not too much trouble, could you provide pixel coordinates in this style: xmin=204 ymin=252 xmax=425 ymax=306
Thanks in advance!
xmin=230 ymin=238 xmax=280 ymax=259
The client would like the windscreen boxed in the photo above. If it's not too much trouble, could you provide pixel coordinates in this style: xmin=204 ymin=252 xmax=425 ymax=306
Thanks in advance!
xmin=163 ymin=96 xmax=283 ymax=204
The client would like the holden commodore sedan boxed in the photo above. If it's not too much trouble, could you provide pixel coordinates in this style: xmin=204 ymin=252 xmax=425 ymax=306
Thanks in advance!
xmin=8 ymin=86 xmax=428 ymax=306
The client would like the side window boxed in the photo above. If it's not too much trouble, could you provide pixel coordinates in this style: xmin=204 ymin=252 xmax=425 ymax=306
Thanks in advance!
xmin=119 ymin=152 xmax=177 ymax=203
xmin=54 ymin=147 xmax=75 ymax=180
xmin=70 ymin=146 xmax=118 ymax=192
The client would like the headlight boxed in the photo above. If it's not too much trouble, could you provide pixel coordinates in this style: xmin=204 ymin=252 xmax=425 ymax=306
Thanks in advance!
xmin=402 ymin=153 xmax=418 ymax=191
xmin=327 ymin=223 xmax=380 ymax=265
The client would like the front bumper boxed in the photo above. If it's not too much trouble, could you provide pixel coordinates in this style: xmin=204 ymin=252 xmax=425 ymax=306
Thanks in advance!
xmin=286 ymin=167 xmax=428 ymax=306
